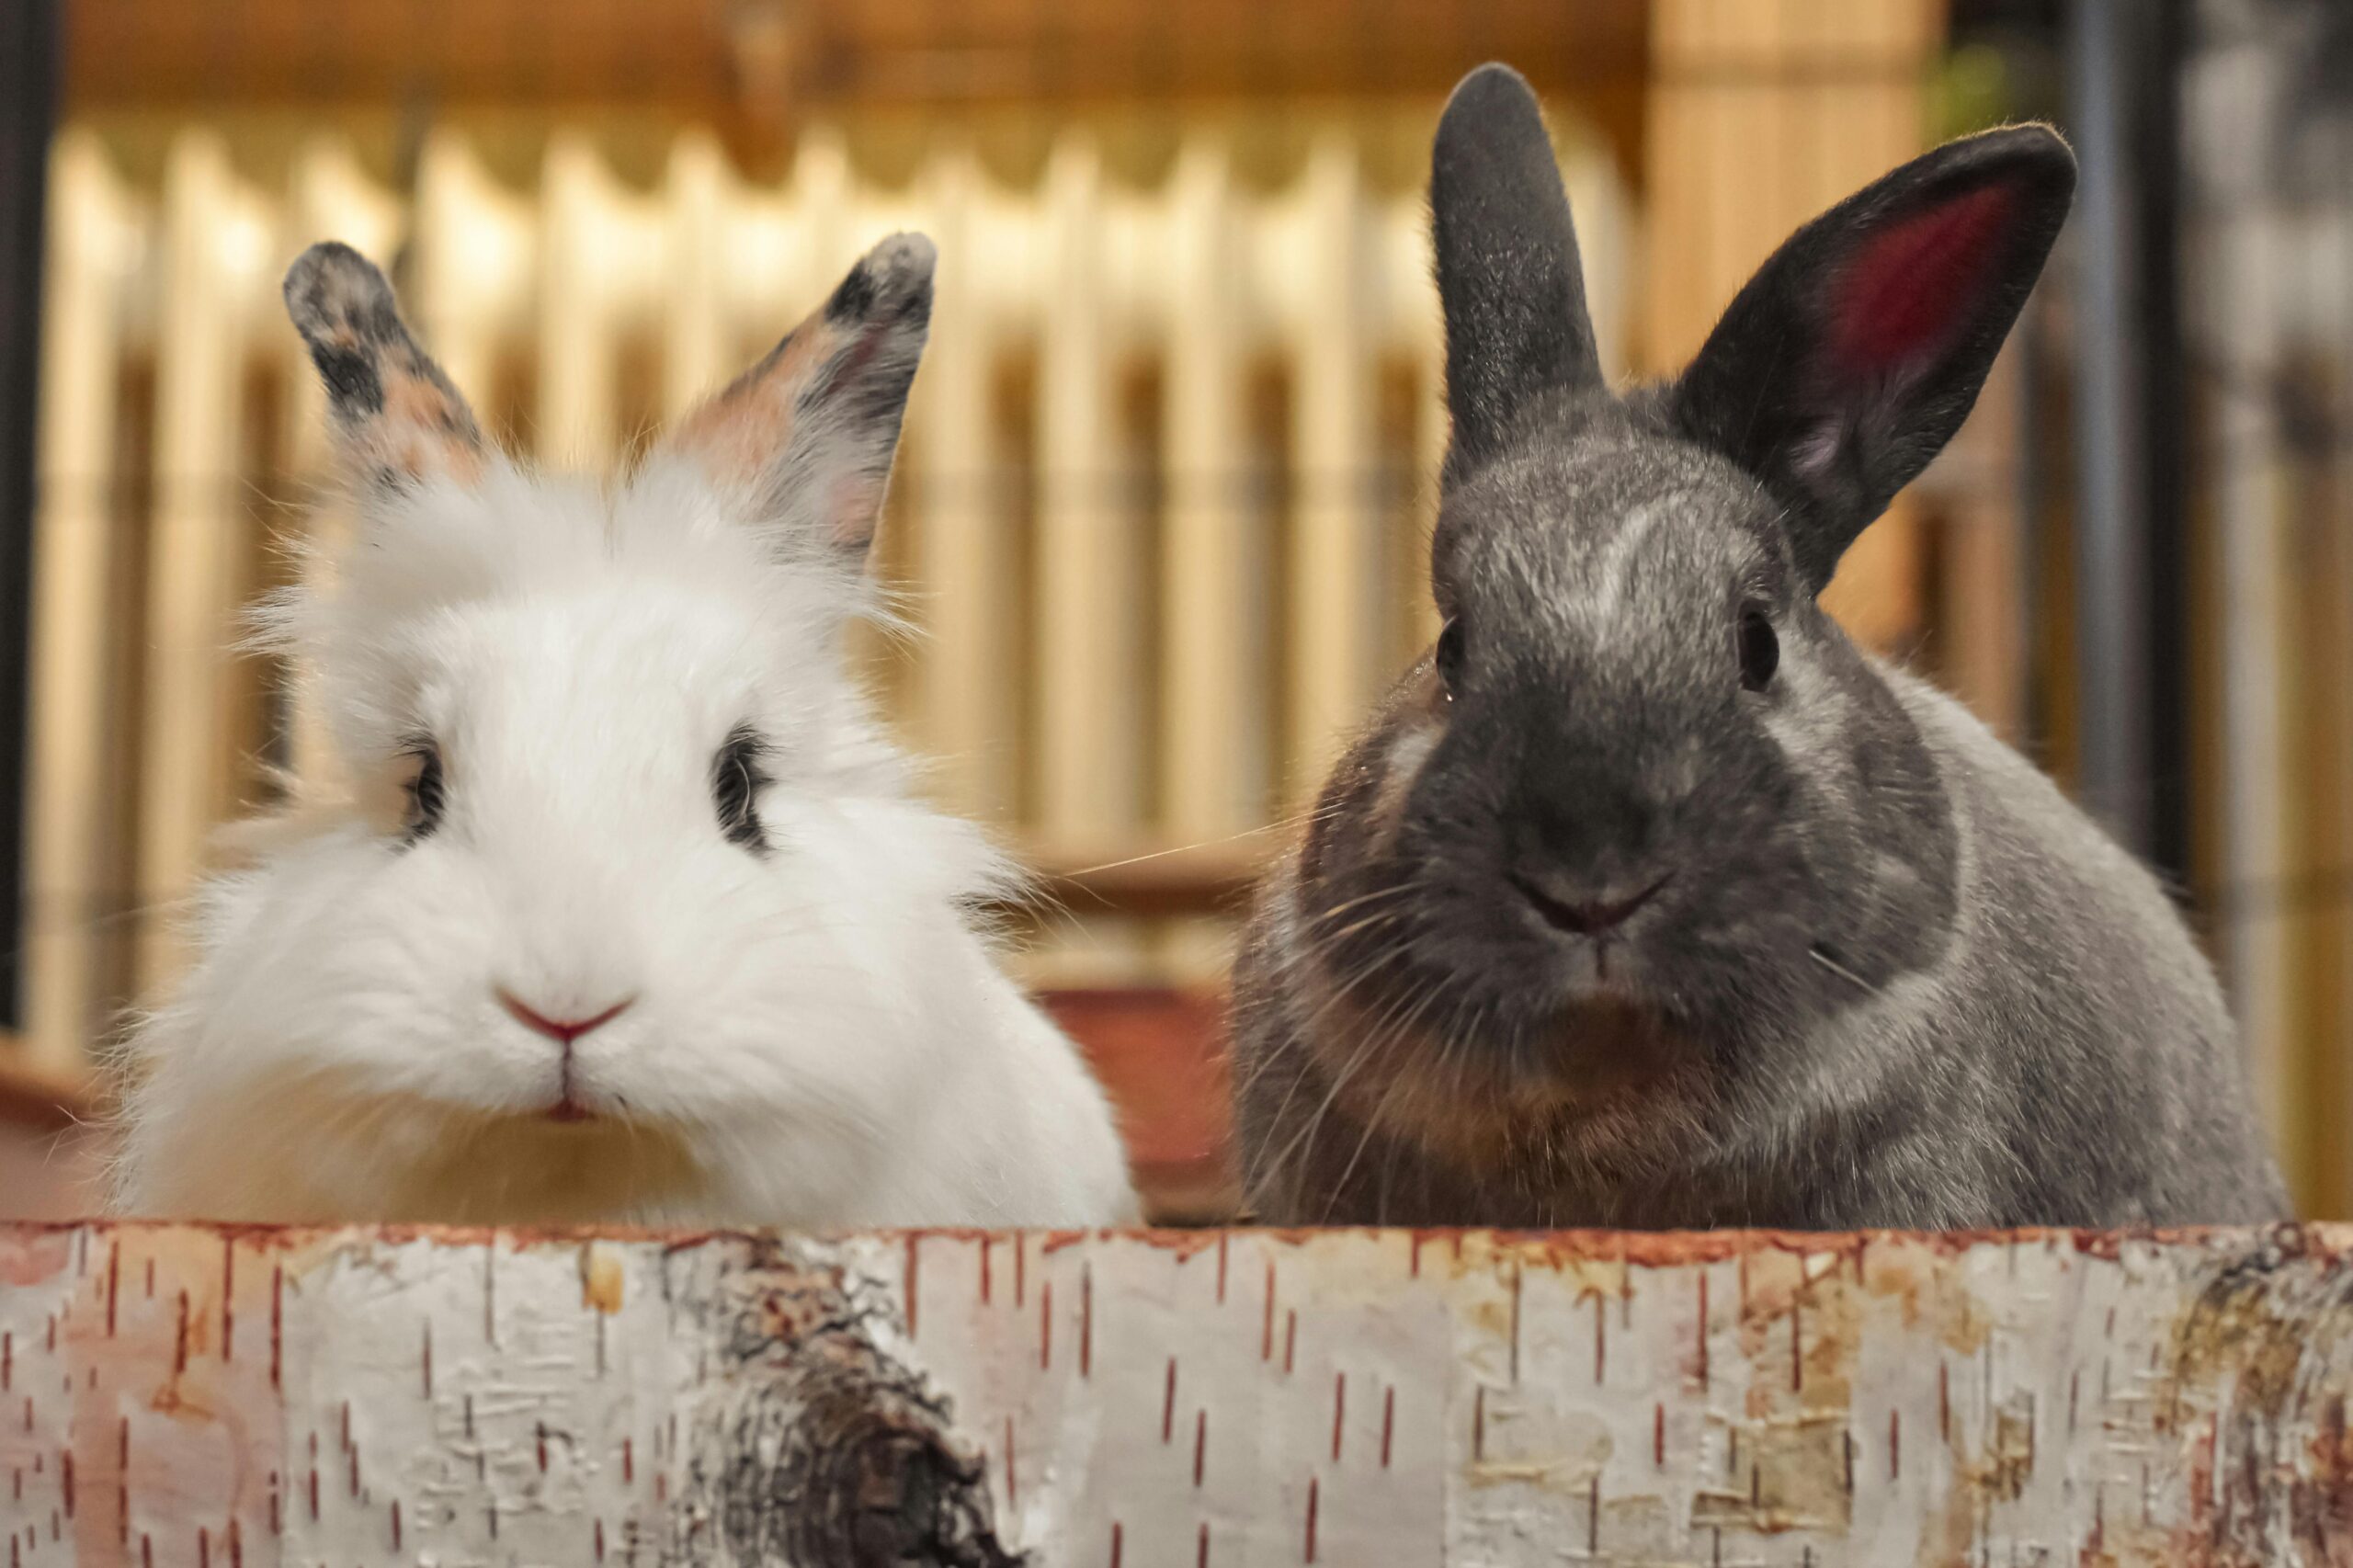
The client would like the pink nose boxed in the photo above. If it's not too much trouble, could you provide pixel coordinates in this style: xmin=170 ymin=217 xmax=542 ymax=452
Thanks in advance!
xmin=497 ymin=991 xmax=634 ymax=1044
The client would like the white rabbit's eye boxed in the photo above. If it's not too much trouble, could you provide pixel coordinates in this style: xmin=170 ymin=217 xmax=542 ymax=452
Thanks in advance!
xmin=1738 ymin=602 xmax=1779 ymax=692
xmin=712 ymin=726 xmax=773 ymax=855
xmin=401 ymin=742 xmax=447 ymax=842
xmin=1434 ymin=617 xmax=1467 ymax=701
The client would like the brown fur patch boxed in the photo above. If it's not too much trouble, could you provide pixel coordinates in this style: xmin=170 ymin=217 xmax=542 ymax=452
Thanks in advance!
xmin=377 ymin=373 xmax=484 ymax=485
xmin=665 ymin=316 xmax=837 ymax=489
xmin=1298 ymin=973 xmax=1711 ymax=1182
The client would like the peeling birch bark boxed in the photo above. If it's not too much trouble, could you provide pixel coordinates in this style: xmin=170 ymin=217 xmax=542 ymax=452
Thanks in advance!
xmin=0 ymin=1223 xmax=2349 ymax=1566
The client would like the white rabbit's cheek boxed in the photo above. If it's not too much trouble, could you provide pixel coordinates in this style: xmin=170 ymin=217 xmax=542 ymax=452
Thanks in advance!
xmin=171 ymin=859 xmax=426 ymax=1120
xmin=615 ymin=792 xmax=1008 ymax=1128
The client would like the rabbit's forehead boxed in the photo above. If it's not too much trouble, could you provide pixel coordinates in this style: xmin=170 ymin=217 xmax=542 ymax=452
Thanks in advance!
xmin=414 ymin=586 xmax=779 ymax=742
xmin=1443 ymin=437 xmax=1772 ymax=624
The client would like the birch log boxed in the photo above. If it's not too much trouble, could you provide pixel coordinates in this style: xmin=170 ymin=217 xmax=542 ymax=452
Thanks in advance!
xmin=0 ymin=1224 xmax=2348 ymax=1566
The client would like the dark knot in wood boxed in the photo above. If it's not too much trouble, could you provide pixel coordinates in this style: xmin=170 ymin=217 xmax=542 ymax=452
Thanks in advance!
xmin=690 ymin=1245 xmax=1024 ymax=1568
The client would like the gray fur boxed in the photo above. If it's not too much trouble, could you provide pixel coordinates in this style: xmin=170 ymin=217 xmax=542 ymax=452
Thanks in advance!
xmin=1229 ymin=63 xmax=2287 ymax=1230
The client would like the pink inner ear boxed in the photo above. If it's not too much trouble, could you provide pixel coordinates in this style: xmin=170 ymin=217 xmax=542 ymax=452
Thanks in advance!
xmin=1827 ymin=183 xmax=2018 ymax=375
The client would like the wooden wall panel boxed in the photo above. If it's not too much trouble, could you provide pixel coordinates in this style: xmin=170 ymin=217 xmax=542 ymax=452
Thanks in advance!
xmin=64 ymin=0 xmax=1649 ymax=114
xmin=1642 ymin=0 xmax=1945 ymax=654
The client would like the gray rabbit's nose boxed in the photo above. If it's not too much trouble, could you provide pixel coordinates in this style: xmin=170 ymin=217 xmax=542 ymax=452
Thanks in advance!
xmin=1510 ymin=871 xmax=1669 ymax=937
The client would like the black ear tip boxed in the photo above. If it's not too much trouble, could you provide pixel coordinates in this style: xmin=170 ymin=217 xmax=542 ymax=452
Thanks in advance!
xmin=2006 ymin=121 xmax=2075 ymax=159
xmin=1436 ymin=62 xmax=1547 ymax=155
xmin=1444 ymin=62 xmax=1540 ymax=118
xmin=1947 ymin=122 xmax=2079 ymax=200
xmin=282 ymin=241 xmax=397 ymax=339
xmin=826 ymin=232 xmax=937 ymax=328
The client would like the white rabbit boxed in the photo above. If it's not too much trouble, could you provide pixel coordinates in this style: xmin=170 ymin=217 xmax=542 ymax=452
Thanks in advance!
xmin=111 ymin=236 xmax=1139 ymax=1229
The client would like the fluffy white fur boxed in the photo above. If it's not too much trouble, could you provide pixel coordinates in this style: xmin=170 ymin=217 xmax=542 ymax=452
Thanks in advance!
xmin=112 ymin=253 xmax=1138 ymax=1229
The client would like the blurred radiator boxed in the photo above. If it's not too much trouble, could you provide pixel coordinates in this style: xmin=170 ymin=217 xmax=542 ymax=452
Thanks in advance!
xmin=18 ymin=119 xmax=1633 ymax=1076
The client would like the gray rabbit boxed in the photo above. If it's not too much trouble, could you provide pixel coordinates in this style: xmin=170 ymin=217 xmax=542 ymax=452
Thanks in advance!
xmin=1230 ymin=63 xmax=2289 ymax=1231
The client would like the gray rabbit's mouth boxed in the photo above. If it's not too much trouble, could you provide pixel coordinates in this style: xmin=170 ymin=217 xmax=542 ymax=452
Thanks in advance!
xmin=1508 ymin=869 xmax=1672 ymax=938
xmin=1300 ymin=878 xmax=1698 ymax=1085
xmin=1279 ymin=939 xmax=1714 ymax=1186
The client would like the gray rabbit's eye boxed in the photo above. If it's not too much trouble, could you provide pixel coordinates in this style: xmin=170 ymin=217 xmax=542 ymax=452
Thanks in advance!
xmin=400 ymin=740 xmax=446 ymax=844
xmin=712 ymin=725 xmax=774 ymax=855
xmin=1738 ymin=602 xmax=1779 ymax=692
xmin=1434 ymin=617 xmax=1467 ymax=699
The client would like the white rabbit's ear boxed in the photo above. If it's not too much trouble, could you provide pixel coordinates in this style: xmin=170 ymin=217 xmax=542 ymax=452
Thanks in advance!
xmin=660 ymin=232 xmax=934 ymax=562
xmin=283 ymin=243 xmax=484 ymax=493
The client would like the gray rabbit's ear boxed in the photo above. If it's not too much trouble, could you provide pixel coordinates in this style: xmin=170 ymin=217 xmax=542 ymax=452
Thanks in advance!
xmin=1430 ymin=63 xmax=1606 ymax=486
xmin=283 ymin=243 xmax=484 ymax=492
xmin=1668 ymin=124 xmax=2075 ymax=592
xmin=658 ymin=232 xmax=934 ymax=562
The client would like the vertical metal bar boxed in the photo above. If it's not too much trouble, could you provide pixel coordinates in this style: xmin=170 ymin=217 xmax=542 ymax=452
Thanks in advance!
xmin=2017 ymin=267 xmax=2052 ymax=758
xmin=2138 ymin=0 xmax=2194 ymax=891
xmin=0 ymin=0 xmax=61 ymax=1030
xmin=2197 ymin=14 xmax=2295 ymax=1190
xmin=2070 ymin=0 xmax=2154 ymax=855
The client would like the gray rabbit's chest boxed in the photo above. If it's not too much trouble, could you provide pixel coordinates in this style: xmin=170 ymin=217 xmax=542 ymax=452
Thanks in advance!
xmin=1232 ymin=962 xmax=1997 ymax=1232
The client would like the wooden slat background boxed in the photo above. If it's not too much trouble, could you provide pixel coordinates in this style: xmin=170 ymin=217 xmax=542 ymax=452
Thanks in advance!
xmin=1643 ymin=0 xmax=1945 ymax=654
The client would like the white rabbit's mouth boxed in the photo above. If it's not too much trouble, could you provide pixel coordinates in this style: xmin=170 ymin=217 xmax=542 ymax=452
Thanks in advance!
xmin=493 ymin=989 xmax=639 ymax=1126
xmin=533 ymin=1070 xmax=629 ymax=1126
